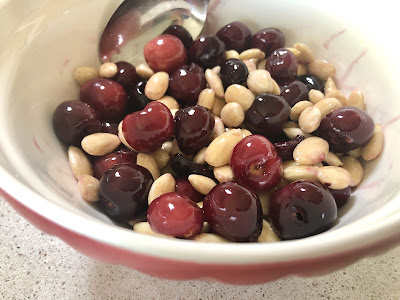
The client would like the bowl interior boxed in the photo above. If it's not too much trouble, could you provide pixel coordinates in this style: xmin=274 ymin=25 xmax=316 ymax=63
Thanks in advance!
xmin=1 ymin=0 xmax=400 ymax=258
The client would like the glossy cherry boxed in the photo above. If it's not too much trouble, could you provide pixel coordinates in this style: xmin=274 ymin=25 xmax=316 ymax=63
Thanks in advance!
xmin=126 ymin=80 xmax=151 ymax=113
xmin=122 ymin=102 xmax=174 ymax=153
xmin=216 ymin=21 xmax=252 ymax=53
xmin=168 ymin=63 xmax=206 ymax=106
xmin=101 ymin=122 xmax=119 ymax=135
xmin=231 ymin=135 xmax=282 ymax=192
xmin=219 ymin=58 xmax=249 ymax=89
xmin=203 ymin=182 xmax=263 ymax=242
xmin=269 ymin=180 xmax=337 ymax=240
xmin=297 ymin=75 xmax=324 ymax=92
xmin=112 ymin=61 xmax=138 ymax=90
xmin=188 ymin=36 xmax=226 ymax=69
xmin=280 ymin=80 xmax=309 ymax=107
xmin=274 ymin=135 xmax=305 ymax=161
xmin=266 ymin=48 xmax=297 ymax=84
xmin=317 ymin=107 xmax=375 ymax=153
xmin=80 ymin=78 xmax=127 ymax=122
xmin=171 ymin=154 xmax=214 ymax=179
xmin=244 ymin=93 xmax=290 ymax=139
xmin=53 ymin=100 xmax=102 ymax=146
xmin=143 ymin=34 xmax=188 ymax=73
xmin=99 ymin=163 xmax=153 ymax=223
xmin=162 ymin=25 xmax=193 ymax=49
xmin=329 ymin=186 xmax=351 ymax=208
xmin=147 ymin=192 xmax=204 ymax=238
xmin=93 ymin=148 xmax=138 ymax=180
xmin=252 ymin=28 xmax=285 ymax=56
xmin=174 ymin=105 xmax=215 ymax=154
xmin=175 ymin=178 xmax=204 ymax=203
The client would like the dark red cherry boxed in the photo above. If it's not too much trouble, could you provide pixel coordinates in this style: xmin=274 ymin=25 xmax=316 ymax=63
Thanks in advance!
xmin=174 ymin=105 xmax=215 ymax=154
xmin=171 ymin=154 xmax=215 ymax=179
xmin=297 ymin=75 xmax=324 ymax=93
xmin=111 ymin=61 xmax=138 ymax=91
xmin=274 ymin=135 xmax=306 ymax=161
xmin=244 ymin=93 xmax=290 ymax=139
xmin=280 ymin=80 xmax=309 ymax=107
xmin=80 ymin=78 xmax=127 ymax=122
xmin=147 ymin=192 xmax=204 ymax=238
xmin=122 ymin=102 xmax=174 ymax=153
xmin=168 ymin=64 xmax=206 ymax=106
xmin=126 ymin=81 xmax=151 ymax=113
xmin=93 ymin=148 xmax=138 ymax=180
xmin=188 ymin=36 xmax=226 ymax=69
xmin=269 ymin=180 xmax=337 ymax=240
xmin=99 ymin=163 xmax=153 ymax=223
xmin=317 ymin=107 xmax=375 ymax=153
xmin=53 ymin=100 xmax=101 ymax=146
xmin=143 ymin=34 xmax=188 ymax=73
xmin=231 ymin=135 xmax=282 ymax=192
xmin=162 ymin=25 xmax=193 ymax=49
xmin=329 ymin=186 xmax=351 ymax=208
xmin=219 ymin=58 xmax=249 ymax=89
xmin=101 ymin=122 xmax=119 ymax=135
xmin=266 ymin=48 xmax=297 ymax=84
xmin=216 ymin=21 xmax=252 ymax=53
xmin=175 ymin=178 xmax=204 ymax=203
xmin=252 ymin=28 xmax=285 ymax=57
xmin=203 ymin=182 xmax=263 ymax=242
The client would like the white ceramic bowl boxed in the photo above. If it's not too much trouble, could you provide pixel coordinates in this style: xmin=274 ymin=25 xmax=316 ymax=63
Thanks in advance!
xmin=1 ymin=0 xmax=400 ymax=284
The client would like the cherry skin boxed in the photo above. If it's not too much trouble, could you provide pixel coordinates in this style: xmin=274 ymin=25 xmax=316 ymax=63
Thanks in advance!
xmin=168 ymin=63 xmax=206 ymax=106
xmin=174 ymin=105 xmax=215 ymax=155
xmin=317 ymin=107 xmax=375 ymax=153
xmin=280 ymin=80 xmax=309 ymax=107
xmin=122 ymin=102 xmax=174 ymax=153
xmin=244 ymin=93 xmax=290 ymax=139
xmin=143 ymin=34 xmax=188 ymax=73
xmin=112 ymin=61 xmax=138 ymax=91
xmin=274 ymin=135 xmax=305 ymax=161
xmin=203 ymin=182 xmax=263 ymax=242
xmin=230 ymin=135 xmax=283 ymax=192
xmin=162 ymin=25 xmax=193 ymax=49
xmin=171 ymin=154 xmax=215 ymax=179
xmin=93 ymin=148 xmax=138 ymax=180
xmin=126 ymin=80 xmax=151 ymax=113
xmin=53 ymin=100 xmax=102 ymax=146
xmin=101 ymin=122 xmax=119 ymax=135
xmin=99 ymin=163 xmax=153 ymax=223
xmin=266 ymin=48 xmax=297 ymax=84
xmin=297 ymin=75 xmax=324 ymax=93
xmin=329 ymin=186 xmax=351 ymax=208
xmin=252 ymin=28 xmax=285 ymax=57
xmin=147 ymin=192 xmax=204 ymax=238
xmin=80 ymin=78 xmax=128 ymax=122
xmin=268 ymin=180 xmax=337 ymax=240
xmin=175 ymin=178 xmax=204 ymax=203
xmin=216 ymin=21 xmax=252 ymax=53
xmin=188 ymin=36 xmax=226 ymax=69
xmin=219 ymin=58 xmax=249 ymax=89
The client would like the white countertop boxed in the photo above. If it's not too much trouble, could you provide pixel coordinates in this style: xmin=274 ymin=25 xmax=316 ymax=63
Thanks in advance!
xmin=1 ymin=198 xmax=399 ymax=300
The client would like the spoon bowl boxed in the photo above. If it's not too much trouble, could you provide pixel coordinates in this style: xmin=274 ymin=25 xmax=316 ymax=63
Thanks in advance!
xmin=99 ymin=0 xmax=209 ymax=66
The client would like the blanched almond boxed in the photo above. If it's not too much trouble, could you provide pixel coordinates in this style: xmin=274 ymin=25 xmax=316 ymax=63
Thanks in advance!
xmin=293 ymin=137 xmax=329 ymax=165
xmin=205 ymin=129 xmax=243 ymax=167
xmin=148 ymin=173 xmax=176 ymax=204
xmin=68 ymin=146 xmax=93 ymax=179
xmin=81 ymin=133 xmax=121 ymax=156
xmin=188 ymin=175 xmax=217 ymax=195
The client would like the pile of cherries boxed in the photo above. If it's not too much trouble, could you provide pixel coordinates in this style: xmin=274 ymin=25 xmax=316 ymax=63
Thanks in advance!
xmin=53 ymin=21 xmax=376 ymax=242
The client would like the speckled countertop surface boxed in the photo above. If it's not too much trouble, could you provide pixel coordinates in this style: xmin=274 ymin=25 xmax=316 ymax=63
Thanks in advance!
xmin=1 ymin=199 xmax=399 ymax=300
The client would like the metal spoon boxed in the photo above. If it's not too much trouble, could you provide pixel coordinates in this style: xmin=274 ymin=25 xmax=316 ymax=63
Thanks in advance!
xmin=99 ymin=0 xmax=209 ymax=66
